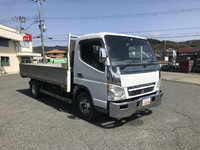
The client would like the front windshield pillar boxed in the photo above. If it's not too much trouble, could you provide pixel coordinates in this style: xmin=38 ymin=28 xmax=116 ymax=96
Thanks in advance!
xmin=140 ymin=46 xmax=143 ymax=61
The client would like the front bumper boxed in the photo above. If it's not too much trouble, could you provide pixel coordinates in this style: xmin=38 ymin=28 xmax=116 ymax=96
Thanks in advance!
xmin=109 ymin=90 xmax=163 ymax=119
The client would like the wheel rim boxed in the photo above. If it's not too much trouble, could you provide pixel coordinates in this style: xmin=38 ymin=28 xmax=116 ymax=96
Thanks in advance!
xmin=32 ymin=83 xmax=37 ymax=96
xmin=79 ymin=97 xmax=91 ymax=116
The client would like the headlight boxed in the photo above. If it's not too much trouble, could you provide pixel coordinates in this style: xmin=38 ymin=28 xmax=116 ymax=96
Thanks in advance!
xmin=155 ymin=79 xmax=161 ymax=91
xmin=107 ymin=85 xmax=126 ymax=101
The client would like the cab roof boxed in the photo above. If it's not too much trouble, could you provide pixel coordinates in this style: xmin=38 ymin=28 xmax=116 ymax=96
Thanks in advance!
xmin=77 ymin=32 xmax=146 ymax=41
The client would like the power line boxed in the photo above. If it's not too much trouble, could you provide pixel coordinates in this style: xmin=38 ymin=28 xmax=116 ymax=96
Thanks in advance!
xmin=25 ymin=21 xmax=38 ymax=31
xmin=151 ymin=32 xmax=200 ymax=36
xmin=1 ymin=7 xmax=199 ymax=24
xmin=0 ymin=16 xmax=37 ymax=24
xmin=32 ymin=33 xmax=200 ymax=41
xmin=145 ymin=32 xmax=200 ymax=38
xmin=47 ymin=0 xmax=200 ymax=5
xmin=0 ymin=0 xmax=33 ymax=7
xmin=155 ymin=34 xmax=200 ymax=39
xmin=35 ymin=26 xmax=200 ymax=38
xmin=43 ymin=7 xmax=200 ymax=21
xmin=120 ymin=27 xmax=200 ymax=34
xmin=0 ymin=17 xmax=15 ymax=23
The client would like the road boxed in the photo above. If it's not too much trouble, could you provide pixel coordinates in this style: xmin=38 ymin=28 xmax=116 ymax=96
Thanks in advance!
xmin=0 ymin=74 xmax=200 ymax=150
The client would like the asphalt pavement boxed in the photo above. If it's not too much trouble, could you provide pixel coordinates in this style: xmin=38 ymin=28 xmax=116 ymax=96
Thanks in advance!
xmin=161 ymin=71 xmax=200 ymax=85
xmin=0 ymin=74 xmax=200 ymax=150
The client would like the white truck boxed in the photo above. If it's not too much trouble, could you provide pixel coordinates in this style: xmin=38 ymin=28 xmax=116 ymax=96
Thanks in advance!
xmin=20 ymin=33 xmax=163 ymax=120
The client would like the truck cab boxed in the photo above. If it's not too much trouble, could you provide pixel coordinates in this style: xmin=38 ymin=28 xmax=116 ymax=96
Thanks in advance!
xmin=72 ymin=33 xmax=163 ymax=119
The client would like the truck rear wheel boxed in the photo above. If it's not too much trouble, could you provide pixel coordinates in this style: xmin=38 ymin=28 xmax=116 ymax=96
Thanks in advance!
xmin=30 ymin=80 xmax=41 ymax=99
xmin=77 ymin=92 xmax=97 ymax=121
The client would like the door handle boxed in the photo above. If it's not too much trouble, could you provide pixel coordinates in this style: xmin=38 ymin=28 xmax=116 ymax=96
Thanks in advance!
xmin=77 ymin=73 xmax=83 ymax=78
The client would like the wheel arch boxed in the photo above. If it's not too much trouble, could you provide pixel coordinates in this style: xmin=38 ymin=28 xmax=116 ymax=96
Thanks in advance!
xmin=73 ymin=84 xmax=94 ymax=110
xmin=29 ymin=78 xmax=40 ymax=86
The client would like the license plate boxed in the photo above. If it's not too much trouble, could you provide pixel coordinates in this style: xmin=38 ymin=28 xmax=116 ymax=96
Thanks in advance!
xmin=142 ymin=98 xmax=151 ymax=106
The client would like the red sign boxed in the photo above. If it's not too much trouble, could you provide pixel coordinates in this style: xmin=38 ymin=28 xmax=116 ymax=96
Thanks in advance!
xmin=23 ymin=33 xmax=32 ymax=42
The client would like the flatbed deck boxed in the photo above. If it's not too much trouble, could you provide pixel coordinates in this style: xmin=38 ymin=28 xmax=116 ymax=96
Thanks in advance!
xmin=20 ymin=63 xmax=68 ymax=88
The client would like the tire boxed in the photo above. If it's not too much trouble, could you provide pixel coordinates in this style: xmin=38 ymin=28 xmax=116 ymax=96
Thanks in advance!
xmin=30 ymin=80 xmax=41 ymax=99
xmin=77 ymin=92 xmax=97 ymax=121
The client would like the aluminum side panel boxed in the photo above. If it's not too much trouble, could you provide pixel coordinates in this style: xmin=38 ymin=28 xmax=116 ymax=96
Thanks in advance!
xmin=20 ymin=63 xmax=68 ymax=87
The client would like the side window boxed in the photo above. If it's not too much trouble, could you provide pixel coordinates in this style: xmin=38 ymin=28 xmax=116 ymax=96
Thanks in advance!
xmin=80 ymin=39 xmax=104 ymax=71
xmin=0 ymin=38 xmax=9 ymax=47
xmin=20 ymin=41 xmax=30 ymax=48
xmin=21 ymin=57 xmax=30 ymax=63
xmin=1 ymin=56 xmax=10 ymax=67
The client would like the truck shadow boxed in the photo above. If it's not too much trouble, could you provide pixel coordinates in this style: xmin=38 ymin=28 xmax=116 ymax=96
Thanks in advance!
xmin=90 ymin=110 xmax=152 ymax=129
xmin=17 ymin=89 xmax=152 ymax=129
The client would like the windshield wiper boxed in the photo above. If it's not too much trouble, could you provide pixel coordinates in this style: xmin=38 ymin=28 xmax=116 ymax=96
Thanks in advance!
xmin=147 ymin=60 xmax=158 ymax=65
xmin=119 ymin=61 xmax=158 ymax=69
xmin=119 ymin=64 xmax=134 ymax=69
xmin=142 ymin=61 xmax=158 ymax=68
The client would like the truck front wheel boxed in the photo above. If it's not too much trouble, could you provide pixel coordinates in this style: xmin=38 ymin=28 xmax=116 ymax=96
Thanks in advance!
xmin=77 ymin=92 xmax=97 ymax=121
xmin=30 ymin=80 xmax=41 ymax=99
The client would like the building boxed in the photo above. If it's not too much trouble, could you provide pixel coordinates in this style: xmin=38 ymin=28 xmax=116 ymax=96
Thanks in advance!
xmin=178 ymin=47 xmax=200 ymax=56
xmin=175 ymin=47 xmax=200 ymax=66
xmin=0 ymin=24 xmax=41 ymax=74
xmin=165 ymin=48 xmax=177 ymax=57
xmin=45 ymin=49 xmax=66 ymax=58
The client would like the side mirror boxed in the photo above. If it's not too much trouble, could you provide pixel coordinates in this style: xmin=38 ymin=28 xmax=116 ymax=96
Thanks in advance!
xmin=99 ymin=48 xmax=107 ymax=63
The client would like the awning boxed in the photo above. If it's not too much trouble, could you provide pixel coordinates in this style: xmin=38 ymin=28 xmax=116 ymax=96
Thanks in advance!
xmin=0 ymin=25 xmax=23 ymax=41
xmin=17 ymin=52 xmax=41 ymax=57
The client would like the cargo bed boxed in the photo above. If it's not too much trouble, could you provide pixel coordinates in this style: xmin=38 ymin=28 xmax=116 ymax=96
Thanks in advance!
xmin=20 ymin=63 xmax=68 ymax=88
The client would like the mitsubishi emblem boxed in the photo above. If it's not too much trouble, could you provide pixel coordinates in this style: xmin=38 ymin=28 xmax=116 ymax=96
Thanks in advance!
xmin=141 ymin=89 xmax=145 ymax=94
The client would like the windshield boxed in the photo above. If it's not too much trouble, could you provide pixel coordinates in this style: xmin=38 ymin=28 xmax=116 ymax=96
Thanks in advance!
xmin=105 ymin=35 xmax=157 ymax=66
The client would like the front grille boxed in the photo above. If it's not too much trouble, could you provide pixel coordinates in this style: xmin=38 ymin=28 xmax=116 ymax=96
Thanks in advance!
xmin=127 ymin=82 xmax=155 ymax=96
xmin=128 ymin=82 xmax=155 ymax=90
xmin=128 ymin=87 xmax=154 ymax=96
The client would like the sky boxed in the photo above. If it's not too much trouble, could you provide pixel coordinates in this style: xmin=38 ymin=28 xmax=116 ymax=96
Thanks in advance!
xmin=0 ymin=0 xmax=200 ymax=47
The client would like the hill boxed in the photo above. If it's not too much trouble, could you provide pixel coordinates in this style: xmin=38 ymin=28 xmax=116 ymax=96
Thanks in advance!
xmin=33 ymin=45 xmax=67 ymax=53
xmin=33 ymin=39 xmax=200 ymax=54
xmin=148 ymin=39 xmax=200 ymax=53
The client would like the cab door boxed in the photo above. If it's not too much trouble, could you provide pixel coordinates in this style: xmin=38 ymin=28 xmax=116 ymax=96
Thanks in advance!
xmin=74 ymin=39 xmax=107 ymax=109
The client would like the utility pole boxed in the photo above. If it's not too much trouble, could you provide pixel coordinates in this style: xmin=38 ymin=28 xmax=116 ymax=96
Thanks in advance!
xmin=164 ymin=40 xmax=167 ymax=56
xmin=34 ymin=0 xmax=46 ymax=63
xmin=16 ymin=16 xmax=26 ymax=33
